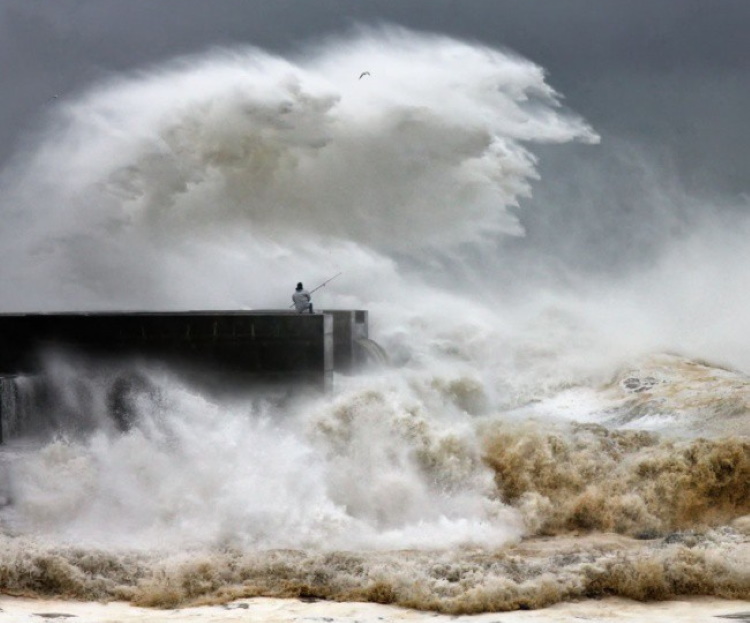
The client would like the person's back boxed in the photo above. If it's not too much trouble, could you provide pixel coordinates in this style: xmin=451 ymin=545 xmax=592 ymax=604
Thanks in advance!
xmin=292 ymin=282 xmax=313 ymax=313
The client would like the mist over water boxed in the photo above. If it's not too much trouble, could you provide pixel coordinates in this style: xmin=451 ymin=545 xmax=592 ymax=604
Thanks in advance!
xmin=0 ymin=27 xmax=749 ymax=612
xmin=0 ymin=27 xmax=592 ymax=311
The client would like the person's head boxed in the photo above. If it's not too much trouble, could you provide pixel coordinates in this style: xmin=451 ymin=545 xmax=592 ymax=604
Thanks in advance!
xmin=296 ymin=282 xmax=303 ymax=290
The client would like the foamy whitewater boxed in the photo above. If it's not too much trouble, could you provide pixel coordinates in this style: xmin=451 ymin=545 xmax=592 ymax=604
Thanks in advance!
xmin=0 ymin=28 xmax=748 ymax=616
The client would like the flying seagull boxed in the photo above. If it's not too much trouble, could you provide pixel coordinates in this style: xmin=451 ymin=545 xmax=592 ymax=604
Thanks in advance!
xmin=359 ymin=71 xmax=371 ymax=80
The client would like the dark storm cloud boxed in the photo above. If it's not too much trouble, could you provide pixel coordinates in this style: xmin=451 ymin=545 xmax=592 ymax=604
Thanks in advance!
xmin=1 ymin=0 xmax=748 ymax=196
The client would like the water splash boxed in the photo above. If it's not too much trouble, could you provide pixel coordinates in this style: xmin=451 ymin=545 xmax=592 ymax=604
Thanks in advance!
xmin=0 ymin=27 xmax=595 ymax=312
xmin=1 ymin=27 xmax=749 ymax=614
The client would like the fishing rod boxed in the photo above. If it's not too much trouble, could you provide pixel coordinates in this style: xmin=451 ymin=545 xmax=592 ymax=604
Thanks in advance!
xmin=289 ymin=272 xmax=342 ymax=308
xmin=308 ymin=272 xmax=342 ymax=294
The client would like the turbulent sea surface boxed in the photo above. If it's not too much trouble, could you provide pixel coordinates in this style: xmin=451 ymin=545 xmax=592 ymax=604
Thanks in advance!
xmin=0 ymin=28 xmax=748 ymax=615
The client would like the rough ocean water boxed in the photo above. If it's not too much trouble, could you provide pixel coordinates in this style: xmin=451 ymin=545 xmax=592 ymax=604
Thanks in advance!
xmin=0 ymin=28 xmax=748 ymax=617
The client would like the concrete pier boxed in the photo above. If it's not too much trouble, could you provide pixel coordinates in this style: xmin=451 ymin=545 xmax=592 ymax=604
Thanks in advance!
xmin=0 ymin=309 xmax=376 ymax=441
xmin=0 ymin=311 xmax=361 ymax=387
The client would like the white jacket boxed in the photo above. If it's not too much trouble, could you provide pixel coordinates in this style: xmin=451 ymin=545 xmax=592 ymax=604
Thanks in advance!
xmin=292 ymin=289 xmax=311 ymax=311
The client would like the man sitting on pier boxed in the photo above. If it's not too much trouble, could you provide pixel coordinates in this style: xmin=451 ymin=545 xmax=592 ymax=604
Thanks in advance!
xmin=292 ymin=282 xmax=314 ymax=313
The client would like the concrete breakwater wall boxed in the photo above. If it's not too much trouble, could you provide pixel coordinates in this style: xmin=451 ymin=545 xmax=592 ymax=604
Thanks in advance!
xmin=0 ymin=310 xmax=374 ymax=442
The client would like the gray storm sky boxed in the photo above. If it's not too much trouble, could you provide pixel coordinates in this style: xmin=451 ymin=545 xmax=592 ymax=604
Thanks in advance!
xmin=1 ymin=0 xmax=748 ymax=198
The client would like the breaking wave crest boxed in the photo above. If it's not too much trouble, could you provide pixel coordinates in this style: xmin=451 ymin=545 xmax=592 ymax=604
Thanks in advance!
xmin=0 ymin=27 xmax=595 ymax=312
xmin=1 ymin=531 xmax=748 ymax=612
xmin=1 ymin=354 xmax=749 ymax=611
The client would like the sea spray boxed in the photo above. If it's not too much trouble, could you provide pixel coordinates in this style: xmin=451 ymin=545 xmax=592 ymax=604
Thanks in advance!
xmin=2 ymin=354 xmax=523 ymax=551
xmin=0 ymin=27 xmax=595 ymax=312
xmin=1 ymin=26 xmax=749 ymax=614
